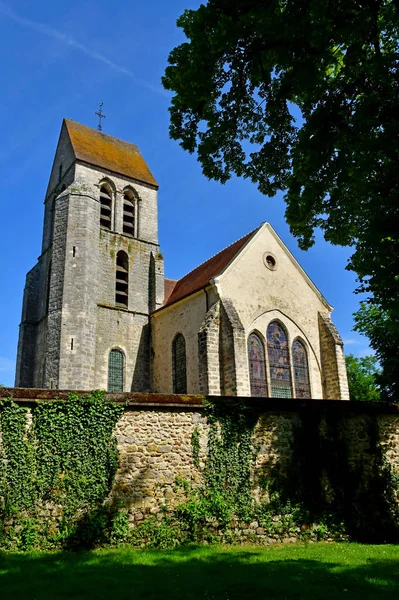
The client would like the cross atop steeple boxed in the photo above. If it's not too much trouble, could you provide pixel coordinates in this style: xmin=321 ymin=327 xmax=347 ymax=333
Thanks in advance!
xmin=95 ymin=102 xmax=106 ymax=132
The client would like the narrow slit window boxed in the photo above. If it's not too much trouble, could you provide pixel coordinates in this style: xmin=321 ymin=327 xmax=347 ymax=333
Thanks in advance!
xmin=123 ymin=193 xmax=135 ymax=236
xmin=100 ymin=185 xmax=112 ymax=230
xmin=115 ymin=251 xmax=128 ymax=307
xmin=108 ymin=349 xmax=124 ymax=392
xmin=248 ymin=333 xmax=268 ymax=397
xmin=292 ymin=339 xmax=311 ymax=399
xmin=172 ymin=333 xmax=187 ymax=394
xmin=267 ymin=321 xmax=292 ymax=398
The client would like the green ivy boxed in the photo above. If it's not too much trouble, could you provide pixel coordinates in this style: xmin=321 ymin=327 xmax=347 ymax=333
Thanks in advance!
xmin=0 ymin=400 xmax=37 ymax=512
xmin=169 ymin=399 xmax=259 ymax=542
xmin=0 ymin=392 xmax=124 ymax=550
xmin=191 ymin=426 xmax=200 ymax=469
xmin=203 ymin=399 xmax=258 ymax=518
xmin=33 ymin=391 xmax=122 ymax=515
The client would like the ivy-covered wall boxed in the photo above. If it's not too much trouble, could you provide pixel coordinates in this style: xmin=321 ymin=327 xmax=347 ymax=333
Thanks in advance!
xmin=0 ymin=389 xmax=398 ymax=549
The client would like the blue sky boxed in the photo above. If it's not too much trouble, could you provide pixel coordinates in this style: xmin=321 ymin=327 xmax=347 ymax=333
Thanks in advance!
xmin=0 ymin=0 xmax=370 ymax=386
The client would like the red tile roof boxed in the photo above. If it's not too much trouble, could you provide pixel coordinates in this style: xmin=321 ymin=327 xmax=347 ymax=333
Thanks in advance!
xmin=164 ymin=278 xmax=177 ymax=304
xmin=64 ymin=119 xmax=158 ymax=188
xmin=162 ymin=228 xmax=259 ymax=309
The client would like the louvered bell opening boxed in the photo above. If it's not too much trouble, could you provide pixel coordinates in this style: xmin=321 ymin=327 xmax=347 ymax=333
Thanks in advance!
xmin=123 ymin=198 xmax=135 ymax=236
xmin=116 ymin=281 xmax=128 ymax=293
xmin=116 ymin=275 xmax=128 ymax=285
xmin=100 ymin=191 xmax=112 ymax=230
xmin=116 ymin=252 xmax=128 ymax=307
xmin=116 ymin=265 xmax=128 ymax=283
xmin=100 ymin=212 xmax=111 ymax=229
xmin=115 ymin=292 xmax=128 ymax=306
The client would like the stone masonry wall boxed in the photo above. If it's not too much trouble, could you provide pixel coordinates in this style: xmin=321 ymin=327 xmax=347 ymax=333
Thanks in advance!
xmin=45 ymin=192 xmax=70 ymax=388
xmin=113 ymin=407 xmax=207 ymax=517
xmin=1 ymin=390 xmax=398 ymax=536
xmin=114 ymin=401 xmax=399 ymax=523
xmin=15 ymin=265 xmax=41 ymax=386
xmin=57 ymin=191 xmax=99 ymax=389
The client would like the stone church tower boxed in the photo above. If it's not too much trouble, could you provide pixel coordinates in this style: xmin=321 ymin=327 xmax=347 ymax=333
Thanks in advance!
xmin=15 ymin=120 xmax=164 ymax=391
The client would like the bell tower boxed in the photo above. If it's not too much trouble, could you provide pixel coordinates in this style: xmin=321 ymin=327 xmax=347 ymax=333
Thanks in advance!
xmin=15 ymin=119 xmax=164 ymax=391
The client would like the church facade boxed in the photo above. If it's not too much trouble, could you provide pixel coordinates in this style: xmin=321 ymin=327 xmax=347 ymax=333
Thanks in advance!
xmin=15 ymin=120 xmax=349 ymax=400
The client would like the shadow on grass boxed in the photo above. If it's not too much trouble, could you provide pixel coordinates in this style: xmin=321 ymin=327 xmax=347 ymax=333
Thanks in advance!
xmin=0 ymin=544 xmax=398 ymax=600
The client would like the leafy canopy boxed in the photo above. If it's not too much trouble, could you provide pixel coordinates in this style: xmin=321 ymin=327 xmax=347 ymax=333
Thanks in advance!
xmin=163 ymin=0 xmax=399 ymax=396
xmin=354 ymin=302 xmax=399 ymax=401
xmin=345 ymin=353 xmax=381 ymax=401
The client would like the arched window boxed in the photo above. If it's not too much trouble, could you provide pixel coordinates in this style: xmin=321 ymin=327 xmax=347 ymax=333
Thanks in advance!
xmin=267 ymin=321 xmax=292 ymax=398
xmin=248 ymin=333 xmax=267 ymax=397
xmin=172 ymin=333 xmax=187 ymax=394
xmin=115 ymin=251 xmax=128 ymax=307
xmin=123 ymin=192 xmax=135 ymax=236
xmin=100 ymin=185 xmax=112 ymax=230
xmin=108 ymin=349 xmax=124 ymax=392
xmin=292 ymin=339 xmax=311 ymax=399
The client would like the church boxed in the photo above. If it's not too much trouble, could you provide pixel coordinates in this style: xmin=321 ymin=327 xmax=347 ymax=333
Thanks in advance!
xmin=15 ymin=120 xmax=349 ymax=400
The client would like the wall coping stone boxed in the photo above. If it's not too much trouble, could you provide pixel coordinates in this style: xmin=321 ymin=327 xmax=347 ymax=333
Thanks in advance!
xmin=0 ymin=388 xmax=398 ymax=414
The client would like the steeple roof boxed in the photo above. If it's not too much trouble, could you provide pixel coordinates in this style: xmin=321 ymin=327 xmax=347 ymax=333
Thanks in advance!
xmin=64 ymin=119 xmax=158 ymax=188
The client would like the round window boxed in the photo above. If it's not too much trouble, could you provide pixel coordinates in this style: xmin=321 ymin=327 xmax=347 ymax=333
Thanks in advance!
xmin=263 ymin=252 xmax=277 ymax=271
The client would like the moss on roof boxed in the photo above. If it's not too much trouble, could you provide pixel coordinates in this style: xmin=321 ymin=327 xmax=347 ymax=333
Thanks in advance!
xmin=65 ymin=119 xmax=158 ymax=188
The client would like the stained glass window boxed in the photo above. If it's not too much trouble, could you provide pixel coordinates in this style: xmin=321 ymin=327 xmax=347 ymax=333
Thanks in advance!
xmin=108 ymin=349 xmax=124 ymax=392
xmin=292 ymin=339 xmax=311 ymax=399
xmin=267 ymin=321 xmax=292 ymax=398
xmin=172 ymin=333 xmax=187 ymax=394
xmin=248 ymin=333 xmax=268 ymax=397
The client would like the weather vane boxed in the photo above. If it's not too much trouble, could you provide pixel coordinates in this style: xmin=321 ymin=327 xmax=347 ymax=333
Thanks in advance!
xmin=95 ymin=102 xmax=106 ymax=132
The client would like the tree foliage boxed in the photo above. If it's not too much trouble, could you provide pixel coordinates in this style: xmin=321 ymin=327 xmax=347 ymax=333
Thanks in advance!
xmin=163 ymin=0 xmax=399 ymax=397
xmin=354 ymin=303 xmax=399 ymax=400
xmin=345 ymin=353 xmax=381 ymax=401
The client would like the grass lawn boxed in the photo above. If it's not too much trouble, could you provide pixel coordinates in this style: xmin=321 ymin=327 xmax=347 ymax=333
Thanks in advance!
xmin=0 ymin=542 xmax=398 ymax=599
